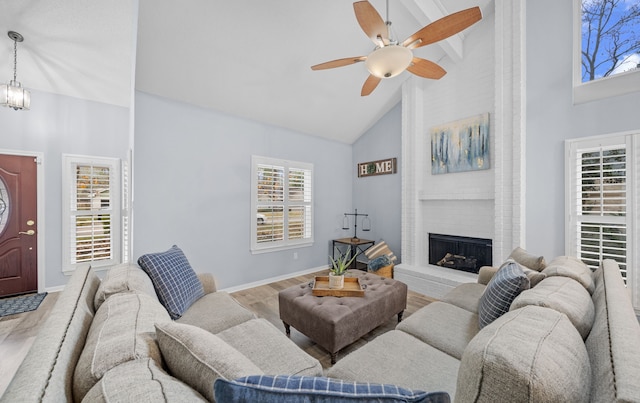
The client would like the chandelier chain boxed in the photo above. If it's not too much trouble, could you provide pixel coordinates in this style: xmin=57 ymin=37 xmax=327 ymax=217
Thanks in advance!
xmin=13 ymin=37 xmax=17 ymax=82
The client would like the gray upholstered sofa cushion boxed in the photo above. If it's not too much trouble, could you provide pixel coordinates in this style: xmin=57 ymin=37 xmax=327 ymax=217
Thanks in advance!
xmin=177 ymin=291 xmax=256 ymax=333
xmin=396 ymin=301 xmax=479 ymax=360
xmin=155 ymin=321 xmax=263 ymax=402
xmin=456 ymin=305 xmax=591 ymax=403
xmin=82 ymin=358 xmax=207 ymax=402
xmin=74 ymin=292 xmax=170 ymax=400
xmin=216 ymin=318 xmax=323 ymax=377
xmin=94 ymin=263 xmax=159 ymax=310
xmin=586 ymin=261 xmax=640 ymax=402
xmin=439 ymin=282 xmax=485 ymax=313
xmin=542 ymin=255 xmax=595 ymax=294
xmin=327 ymin=330 xmax=460 ymax=399
xmin=510 ymin=275 xmax=595 ymax=339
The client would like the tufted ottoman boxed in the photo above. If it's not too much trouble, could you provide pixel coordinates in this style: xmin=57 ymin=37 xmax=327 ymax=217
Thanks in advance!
xmin=278 ymin=270 xmax=408 ymax=364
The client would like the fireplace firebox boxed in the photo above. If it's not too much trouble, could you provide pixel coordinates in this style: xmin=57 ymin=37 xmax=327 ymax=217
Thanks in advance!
xmin=429 ymin=233 xmax=492 ymax=274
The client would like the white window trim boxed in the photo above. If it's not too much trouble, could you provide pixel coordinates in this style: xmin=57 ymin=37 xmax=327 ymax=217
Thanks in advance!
xmin=573 ymin=0 xmax=640 ymax=104
xmin=62 ymin=154 xmax=122 ymax=274
xmin=251 ymin=155 xmax=314 ymax=254
xmin=565 ymin=131 xmax=638 ymax=311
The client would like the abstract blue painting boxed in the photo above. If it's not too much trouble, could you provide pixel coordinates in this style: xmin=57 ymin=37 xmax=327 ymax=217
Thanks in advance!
xmin=430 ymin=113 xmax=490 ymax=174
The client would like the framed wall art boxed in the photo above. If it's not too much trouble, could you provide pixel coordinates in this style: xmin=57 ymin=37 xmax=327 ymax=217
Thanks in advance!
xmin=430 ymin=113 xmax=490 ymax=174
xmin=357 ymin=157 xmax=397 ymax=178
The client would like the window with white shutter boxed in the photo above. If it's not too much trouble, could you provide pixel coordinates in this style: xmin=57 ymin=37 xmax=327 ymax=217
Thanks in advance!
xmin=62 ymin=155 xmax=122 ymax=273
xmin=566 ymin=135 xmax=631 ymax=282
xmin=251 ymin=156 xmax=313 ymax=253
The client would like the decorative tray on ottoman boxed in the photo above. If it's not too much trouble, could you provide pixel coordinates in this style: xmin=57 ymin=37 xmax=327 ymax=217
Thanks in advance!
xmin=312 ymin=276 xmax=365 ymax=297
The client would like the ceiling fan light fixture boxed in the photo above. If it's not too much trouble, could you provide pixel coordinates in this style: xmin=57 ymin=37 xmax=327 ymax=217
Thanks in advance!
xmin=1 ymin=31 xmax=30 ymax=111
xmin=365 ymin=45 xmax=412 ymax=79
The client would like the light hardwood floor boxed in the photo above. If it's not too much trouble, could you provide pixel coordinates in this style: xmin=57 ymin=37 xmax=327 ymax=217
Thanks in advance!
xmin=0 ymin=291 xmax=60 ymax=396
xmin=229 ymin=269 xmax=435 ymax=368
xmin=0 ymin=270 xmax=434 ymax=396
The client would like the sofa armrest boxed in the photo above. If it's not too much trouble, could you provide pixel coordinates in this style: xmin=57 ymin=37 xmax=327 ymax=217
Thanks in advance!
xmin=197 ymin=273 xmax=217 ymax=294
xmin=477 ymin=266 xmax=498 ymax=285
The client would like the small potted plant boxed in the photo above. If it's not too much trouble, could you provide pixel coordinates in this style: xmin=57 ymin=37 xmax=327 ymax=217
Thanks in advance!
xmin=329 ymin=247 xmax=358 ymax=289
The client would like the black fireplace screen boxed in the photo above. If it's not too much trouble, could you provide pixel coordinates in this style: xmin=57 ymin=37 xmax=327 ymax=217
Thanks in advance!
xmin=429 ymin=233 xmax=492 ymax=274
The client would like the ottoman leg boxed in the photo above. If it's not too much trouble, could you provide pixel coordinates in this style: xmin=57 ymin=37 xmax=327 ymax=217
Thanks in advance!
xmin=283 ymin=322 xmax=291 ymax=337
xmin=330 ymin=352 xmax=338 ymax=365
xmin=397 ymin=310 xmax=404 ymax=323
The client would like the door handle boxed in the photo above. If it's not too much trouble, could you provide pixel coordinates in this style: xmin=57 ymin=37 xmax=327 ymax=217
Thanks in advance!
xmin=18 ymin=230 xmax=35 ymax=236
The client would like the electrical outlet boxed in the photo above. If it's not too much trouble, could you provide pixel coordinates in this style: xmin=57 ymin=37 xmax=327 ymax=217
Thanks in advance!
xmin=293 ymin=252 xmax=298 ymax=260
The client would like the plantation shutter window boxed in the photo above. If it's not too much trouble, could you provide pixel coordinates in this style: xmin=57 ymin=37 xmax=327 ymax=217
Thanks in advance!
xmin=252 ymin=156 xmax=313 ymax=253
xmin=62 ymin=155 xmax=122 ymax=273
xmin=288 ymin=167 xmax=312 ymax=241
xmin=256 ymin=164 xmax=285 ymax=244
xmin=566 ymin=136 xmax=631 ymax=282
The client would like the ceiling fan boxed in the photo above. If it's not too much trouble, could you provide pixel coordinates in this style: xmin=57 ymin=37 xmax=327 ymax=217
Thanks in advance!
xmin=311 ymin=0 xmax=482 ymax=96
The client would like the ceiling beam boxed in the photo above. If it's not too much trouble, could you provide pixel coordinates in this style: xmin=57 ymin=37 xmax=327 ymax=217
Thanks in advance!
xmin=399 ymin=0 xmax=465 ymax=63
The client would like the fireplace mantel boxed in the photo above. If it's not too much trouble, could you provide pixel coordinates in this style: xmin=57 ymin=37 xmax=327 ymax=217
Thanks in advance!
xmin=418 ymin=191 xmax=494 ymax=201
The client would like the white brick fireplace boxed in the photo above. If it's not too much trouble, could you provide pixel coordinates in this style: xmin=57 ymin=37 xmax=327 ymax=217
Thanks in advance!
xmin=396 ymin=3 xmax=525 ymax=298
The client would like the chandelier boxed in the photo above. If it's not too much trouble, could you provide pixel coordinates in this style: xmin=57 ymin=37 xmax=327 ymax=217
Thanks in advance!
xmin=1 ymin=31 xmax=30 ymax=110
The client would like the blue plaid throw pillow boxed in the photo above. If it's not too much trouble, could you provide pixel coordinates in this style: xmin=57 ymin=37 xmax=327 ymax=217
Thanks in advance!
xmin=137 ymin=245 xmax=204 ymax=319
xmin=214 ymin=375 xmax=450 ymax=403
xmin=478 ymin=259 xmax=530 ymax=328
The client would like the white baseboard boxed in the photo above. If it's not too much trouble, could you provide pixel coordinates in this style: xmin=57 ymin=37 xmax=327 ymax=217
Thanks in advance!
xmin=45 ymin=285 xmax=65 ymax=294
xmin=219 ymin=265 xmax=329 ymax=293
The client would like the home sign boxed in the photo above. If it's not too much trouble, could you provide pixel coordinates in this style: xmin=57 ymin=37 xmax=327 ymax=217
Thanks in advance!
xmin=357 ymin=158 xmax=397 ymax=177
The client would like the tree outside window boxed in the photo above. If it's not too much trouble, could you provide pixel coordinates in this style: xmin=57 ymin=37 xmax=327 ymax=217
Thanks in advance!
xmin=581 ymin=0 xmax=640 ymax=82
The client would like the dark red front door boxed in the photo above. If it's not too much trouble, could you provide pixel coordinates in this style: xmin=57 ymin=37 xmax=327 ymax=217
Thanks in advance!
xmin=0 ymin=154 xmax=38 ymax=297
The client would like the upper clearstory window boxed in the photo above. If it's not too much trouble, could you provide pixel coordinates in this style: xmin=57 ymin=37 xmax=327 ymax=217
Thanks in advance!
xmin=574 ymin=0 xmax=640 ymax=103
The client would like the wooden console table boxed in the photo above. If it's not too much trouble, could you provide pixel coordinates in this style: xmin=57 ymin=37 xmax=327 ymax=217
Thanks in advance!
xmin=332 ymin=238 xmax=374 ymax=270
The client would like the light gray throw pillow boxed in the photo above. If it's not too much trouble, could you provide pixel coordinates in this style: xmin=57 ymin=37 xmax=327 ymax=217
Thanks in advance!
xmin=508 ymin=247 xmax=546 ymax=271
xmin=155 ymin=321 xmax=263 ymax=402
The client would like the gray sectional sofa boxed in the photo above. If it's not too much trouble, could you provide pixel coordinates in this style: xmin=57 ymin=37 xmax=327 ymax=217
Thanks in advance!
xmin=2 ymin=256 xmax=640 ymax=402
xmin=328 ymin=257 xmax=640 ymax=402
xmin=1 ymin=264 xmax=322 ymax=402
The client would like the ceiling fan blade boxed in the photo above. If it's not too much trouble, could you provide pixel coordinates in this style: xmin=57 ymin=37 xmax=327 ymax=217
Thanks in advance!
xmin=407 ymin=58 xmax=447 ymax=79
xmin=353 ymin=1 xmax=389 ymax=46
xmin=402 ymin=7 xmax=482 ymax=49
xmin=311 ymin=56 xmax=367 ymax=70
xmin=361 ymin=75 xmax=381 ymax=96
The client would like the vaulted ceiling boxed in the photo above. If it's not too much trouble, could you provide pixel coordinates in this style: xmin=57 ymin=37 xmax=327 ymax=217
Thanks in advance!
xmin=0 ymin=0 xmax=491 ymax=144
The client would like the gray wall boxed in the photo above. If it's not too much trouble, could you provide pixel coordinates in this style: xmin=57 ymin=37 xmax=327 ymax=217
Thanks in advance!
xmin=133 ymin=91 xmax=353 ymax=288
xmin=352 ymin=103 xmax=402 ymax=261
xmin=526 ymin=0 xmax=640 ymax=258
xmin=0 ymin=90 xmax=130 ymax=289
